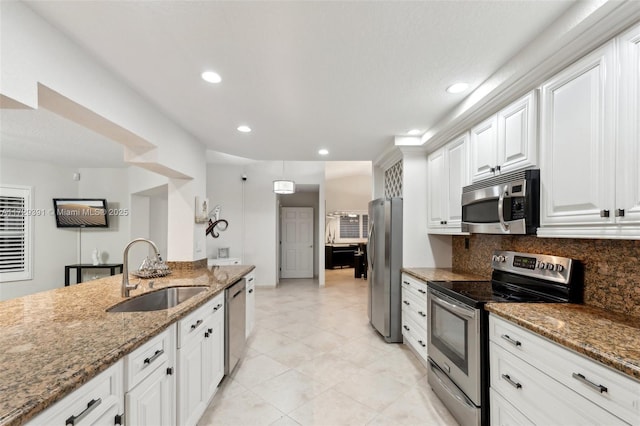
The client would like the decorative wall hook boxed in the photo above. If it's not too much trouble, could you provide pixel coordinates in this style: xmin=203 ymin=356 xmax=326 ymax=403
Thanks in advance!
xmin=205 ymin=204 xmax=229 ymax=238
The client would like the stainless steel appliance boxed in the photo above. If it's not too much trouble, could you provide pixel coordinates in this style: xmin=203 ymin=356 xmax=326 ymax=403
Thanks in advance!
xmin=367 ymin=197 xmax=403 ymax=343
xmin=225 ymin=278 xmax=246 ymax=375
xmin=427 ymin=250 xmax=581 ymax=426
xmin=461 ymin=169 xmax=540 ymax=234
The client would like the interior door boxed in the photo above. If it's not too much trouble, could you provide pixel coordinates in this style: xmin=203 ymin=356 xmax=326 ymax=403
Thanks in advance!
xmin=280 ymin=207 xmax=314 ymax=278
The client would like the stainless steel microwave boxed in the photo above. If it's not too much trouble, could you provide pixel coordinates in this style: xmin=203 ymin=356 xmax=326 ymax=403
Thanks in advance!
xmin=461 ymin=169 xmax=540 ymax=235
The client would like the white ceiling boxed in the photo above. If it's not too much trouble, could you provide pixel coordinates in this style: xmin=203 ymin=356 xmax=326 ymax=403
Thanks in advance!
xmin=20 ymin=0 xmax=576 ymax=163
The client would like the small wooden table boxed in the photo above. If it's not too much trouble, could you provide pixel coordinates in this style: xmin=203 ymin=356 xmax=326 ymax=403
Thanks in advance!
xmin=65 ymin=263 xmax=124 ymax=286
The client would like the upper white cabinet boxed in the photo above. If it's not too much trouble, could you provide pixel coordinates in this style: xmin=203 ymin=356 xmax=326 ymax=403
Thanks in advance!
xmin=470 ymin=91 xmax=537 ymax=183
xmin=427 ymin=133 xmax=468 ymax=233
xmin=616 ymin=23 xmax=640 ymax=225
xmin=539 ymin=24 xmax=640 ymax=238
xmin=539 ymin=41 xmax=616 ymax=228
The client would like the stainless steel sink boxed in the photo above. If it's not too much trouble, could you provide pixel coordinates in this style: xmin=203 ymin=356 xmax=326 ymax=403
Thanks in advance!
xmin=107 ymin=286 xmax=209 ymax=312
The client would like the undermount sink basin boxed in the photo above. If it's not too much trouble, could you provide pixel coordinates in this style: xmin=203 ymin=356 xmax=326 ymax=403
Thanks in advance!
xmin=107 ymin=286 xmax=209 ymax=312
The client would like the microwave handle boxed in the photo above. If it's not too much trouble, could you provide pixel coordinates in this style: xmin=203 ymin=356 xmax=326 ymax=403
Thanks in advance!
xmin=498 ymin=185 xmax=510 ymax=233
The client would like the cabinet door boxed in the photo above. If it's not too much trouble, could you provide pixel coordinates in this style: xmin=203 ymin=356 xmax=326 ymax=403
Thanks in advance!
xmin=446 ymin=133 xmax=468 ymax=227
xmin=427 ymin=147 xmax=447 ymax=228
xmin=177 ymin=337 xmax=206 ymax=426
xmin=540 ymin=41 xmax=616 ymax=226
xmin=202 ymin=309 xmax=225 ymax=403
xmin=497 ymin=91 xmax=537 ymax=174
xmin=246 ymin=273 xmax=255 ymax=338
xmin=470 ymin=115 xmax=498 ymax=182
xmin=617 ymin=23 xmax=640 ymax=225
xmin=126 ymin=360 xmax=174 ymax=426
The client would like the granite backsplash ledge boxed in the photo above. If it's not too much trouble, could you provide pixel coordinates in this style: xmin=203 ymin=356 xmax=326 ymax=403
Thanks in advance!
xmin=452 ymin=235 xmax=640 ymax=318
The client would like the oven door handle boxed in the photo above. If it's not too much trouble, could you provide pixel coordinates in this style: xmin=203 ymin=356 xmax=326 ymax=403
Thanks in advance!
xmin=497 ymin=184 xmax=510 ymax=233
xmin=430 ymin=291 xmax=476 ymax=319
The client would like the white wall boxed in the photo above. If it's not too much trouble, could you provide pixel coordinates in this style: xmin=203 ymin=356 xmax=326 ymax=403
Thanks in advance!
xmin=401 ymin=149 xmax=452 ymax=268
xmin=77 ymin=168 xmax=130 ymax=266
xmin=207 ymin=161 xmax=325 ymax=287
xmin=1 ymin=1 xmax=207 ymax=262
xmin=0 ymin=158 xmax=78 ymax=300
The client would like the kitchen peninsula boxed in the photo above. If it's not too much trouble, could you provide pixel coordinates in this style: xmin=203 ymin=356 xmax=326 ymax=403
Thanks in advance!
xmin=0 ymin=264 xmax=254 ymax=426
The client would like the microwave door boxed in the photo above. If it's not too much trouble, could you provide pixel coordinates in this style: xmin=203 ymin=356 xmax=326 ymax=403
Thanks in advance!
xmin=461 ymin=186 xmax=528 ymax=234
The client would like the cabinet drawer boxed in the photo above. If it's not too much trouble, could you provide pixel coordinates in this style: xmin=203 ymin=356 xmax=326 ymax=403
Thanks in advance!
xmin=490 ymin=315 xmax=640 ymax=424
xmin=178 ymin=292 xmax=224 ymax=348
xmin=401 ymin=288 xmax=427 ymax=317
xmin=402 ymin=299 xmax=427 ymax=332
xmin=125 ymin=324 xmax=175 ymax=391
xmin=27 ymin=360 xmax=123 ymax=426
xmin=401 ymin=274 xmax=428 ymax=298
xmin=491 ymin=342 xmax=627 ymax=425
xmin=490 ymin=387 xmax=535 ymax=426
xmin=402 ymin=314 xmax=428 ymax=363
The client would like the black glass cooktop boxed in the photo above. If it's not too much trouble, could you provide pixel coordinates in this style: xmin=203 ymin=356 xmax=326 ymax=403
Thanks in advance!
xmin=428 ymin=279 xmax=556 ymax=308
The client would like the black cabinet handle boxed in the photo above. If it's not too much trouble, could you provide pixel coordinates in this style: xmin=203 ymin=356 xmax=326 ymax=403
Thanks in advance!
xmin=66 ymin=398 xmax=102 ymax=425
xmin=403 ymin=325 xmax=410 ymax=331
xmin=501 ymin=334 xmax=522 ymax=347
xmin=572 ymin=373 xmax=607 ymax=393
xmin=403 ymin=300 xmax=410 ymax=306
xmin=501 ymin=374 xmax=522 ymax=389
xmin=191 ymin=319 xmax=203 ymax=330
xmin=418 ymin=311 xmax=426 ymax=317
xmin=417 ymin=288 xmax=426 ymax=294
xmin=144 ymin=349 xmax=164 ymax=366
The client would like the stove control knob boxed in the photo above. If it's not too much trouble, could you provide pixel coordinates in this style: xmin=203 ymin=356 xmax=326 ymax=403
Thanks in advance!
xmin=545 ymin=263 xmax=555 ymax=270
xmin=555 ymin=264 xmax=565 ymax=272
xmin=495 ymin=255 xmax=506 ymax=263
xmin=537 ymin=261 xmax=546 ymax=269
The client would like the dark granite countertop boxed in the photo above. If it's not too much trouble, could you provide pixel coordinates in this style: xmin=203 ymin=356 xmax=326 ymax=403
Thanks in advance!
xmin=486 ymin=303 xmax=640 ymax=381
xmin=0 ymin=265 xmax=254 ymax=426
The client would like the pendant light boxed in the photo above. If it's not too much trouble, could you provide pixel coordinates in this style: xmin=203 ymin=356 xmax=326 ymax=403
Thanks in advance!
xmin=273 ymin=161 xmax=295 ymax=194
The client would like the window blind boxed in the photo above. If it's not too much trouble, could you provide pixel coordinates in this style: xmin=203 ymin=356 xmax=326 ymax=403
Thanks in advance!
xmin=0 ymin=186 xmax=32 ymax=281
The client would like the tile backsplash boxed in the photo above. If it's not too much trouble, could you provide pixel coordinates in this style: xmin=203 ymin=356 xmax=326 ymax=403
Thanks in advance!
xmin=452 ymin=235 xmax=640 ymax=318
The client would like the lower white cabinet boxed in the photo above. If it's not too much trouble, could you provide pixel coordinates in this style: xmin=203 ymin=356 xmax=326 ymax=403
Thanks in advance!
xmin=27 ymin=360 xmax=124 ymax=426
xmin=489 ymin=314 xmax=639 ymax=425
xmin=125 ymin=325 xmax=176 ymax=426
xmin=400 ymin=273 xmax=428 ymax=365
xmin=177 ymin=292 xmax=225 ymax=426
xmin=245 ymin=271 xmax=256 ymax=338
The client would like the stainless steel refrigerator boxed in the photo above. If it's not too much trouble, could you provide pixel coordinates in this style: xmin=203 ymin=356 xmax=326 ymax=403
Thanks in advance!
xmin=367 ymin=197 xmax=403 ymax=343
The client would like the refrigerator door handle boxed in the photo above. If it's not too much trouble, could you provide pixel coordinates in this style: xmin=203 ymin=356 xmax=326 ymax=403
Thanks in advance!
xmin=367 ymin=223 xmax=374 ymax=268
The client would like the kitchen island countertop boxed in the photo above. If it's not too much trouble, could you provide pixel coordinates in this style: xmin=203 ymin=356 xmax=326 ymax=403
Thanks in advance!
xmin=401 ymin=267 xmax=487 ymax=282
xmin=486 ymin=303 xmax=640 ymax=381
xmin=0 ymin=264 xmax=254 ymax=426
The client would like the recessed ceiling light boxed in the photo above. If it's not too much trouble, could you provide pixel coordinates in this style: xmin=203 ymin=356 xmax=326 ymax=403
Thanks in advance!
xmin=446 ymin=82 xmax=469 ymax=94
xmin=237 ymin=125 xmax=252 ymax=133
xmin=318 ymin=149 xmax=329 ymax=156
xmin=407 ymin=129 xmax=421 ymax=136
xmin=201 ymin=71 xmax=222 ymax=84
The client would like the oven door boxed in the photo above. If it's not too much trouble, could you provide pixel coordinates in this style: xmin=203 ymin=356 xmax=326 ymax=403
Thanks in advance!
xmin=427 ymin=288 xmax=481 ymax=405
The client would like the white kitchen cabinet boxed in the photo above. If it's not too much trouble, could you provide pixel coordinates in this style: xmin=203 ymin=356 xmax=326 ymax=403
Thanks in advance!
xmin=539 ymin=41 xmax=616 ymax=229
xmin=497 ymin=91 xmax=537 ymax=174
xmin=125 ymin=325 xmax=176 ymax=426
xmin=400 ymin=273 xmax=428 ymax=366
xmin=470 ymin=91 xmax=537 ymax=183
xmin=177 ymin=292 xmax=225 ymax=426
xmin=125 ymin=360 xmax=173 ymax=426
xmin=616 ymin=23 xmax=640 ymax=226
xmin=427 ymin=133 xmax=468 ymax=234
xmin=470 ymin=115 xmax=498 ymax=182
xmin=539 ymin=30 xmax=640 ymax=238
xmin=27 ymin=360 xmax=124 ymax=426
xmin=245 ymin=271 xmax=256 ymax=338
xmin=208 ymin=257 xmax=241 ymax=266
xmin=489 ymin=315 xmax=639 ymax=425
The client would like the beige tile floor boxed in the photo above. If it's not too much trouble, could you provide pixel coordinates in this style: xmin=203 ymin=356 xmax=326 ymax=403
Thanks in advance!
xmin=199 ymin=269 xmax=458 ymax=426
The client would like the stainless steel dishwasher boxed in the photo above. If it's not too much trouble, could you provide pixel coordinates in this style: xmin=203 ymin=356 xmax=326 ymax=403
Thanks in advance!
xmin=224 ymin=278 xmax=246 ymax=375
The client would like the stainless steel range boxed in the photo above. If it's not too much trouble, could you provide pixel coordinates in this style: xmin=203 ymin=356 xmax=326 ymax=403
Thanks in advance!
xmin=426 ymin=250 xmax=582 ymax=426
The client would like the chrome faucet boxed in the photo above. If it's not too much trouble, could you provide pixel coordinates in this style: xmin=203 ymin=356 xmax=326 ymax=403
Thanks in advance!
xmin=122 ymin=238 xmax=162 ymax=297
